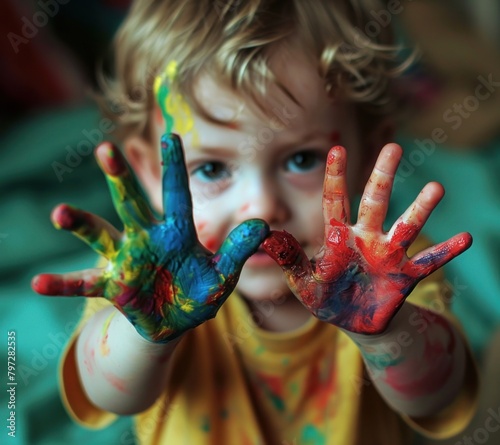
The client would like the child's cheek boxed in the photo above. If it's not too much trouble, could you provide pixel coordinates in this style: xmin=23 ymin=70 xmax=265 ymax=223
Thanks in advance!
xmin=196 ymin=220 xmax=221 ymax=253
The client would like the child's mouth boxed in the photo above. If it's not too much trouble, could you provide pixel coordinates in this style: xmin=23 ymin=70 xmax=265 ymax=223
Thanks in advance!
xmin=245 ymin=248 xmax=276 ymax=267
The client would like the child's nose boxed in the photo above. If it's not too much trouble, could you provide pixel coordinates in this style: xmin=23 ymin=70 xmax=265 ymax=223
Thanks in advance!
xmin=234 ymin=178 xmax=290 ymax=226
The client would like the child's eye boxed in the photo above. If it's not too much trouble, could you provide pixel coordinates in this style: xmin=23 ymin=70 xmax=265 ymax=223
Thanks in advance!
xmin=284 ymin=151 xmax=323 ymax=173
xmin=191 ymin=161 xmax=230 ymax=182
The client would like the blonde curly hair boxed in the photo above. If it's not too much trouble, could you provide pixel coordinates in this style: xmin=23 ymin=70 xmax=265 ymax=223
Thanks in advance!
xmin=97 ymin=0 xmax=410 ymax=141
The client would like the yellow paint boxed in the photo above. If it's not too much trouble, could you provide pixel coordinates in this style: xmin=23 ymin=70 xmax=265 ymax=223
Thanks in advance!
xmin=180 ymin=301 xmax=195 ymax=313
xmin=154 ymin=60 xmax=198 ymax=144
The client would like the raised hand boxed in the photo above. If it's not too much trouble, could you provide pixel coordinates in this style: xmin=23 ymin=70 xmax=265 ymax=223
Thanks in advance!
xmin=262 ymin=143 xmax=472 ymax=335
xmin=32 ymin=134 xmax=269 ymax=342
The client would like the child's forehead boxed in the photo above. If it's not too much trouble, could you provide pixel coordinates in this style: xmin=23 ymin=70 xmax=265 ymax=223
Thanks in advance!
xmin=193 ymin=43 xmax=332 ymax=126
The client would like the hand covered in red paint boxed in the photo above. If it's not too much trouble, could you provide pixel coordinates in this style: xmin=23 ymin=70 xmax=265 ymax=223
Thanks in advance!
xmin=263 ymin=143 xmax=472 ymax=335
xmin=32 ymin=134 xmax=269 ymax=343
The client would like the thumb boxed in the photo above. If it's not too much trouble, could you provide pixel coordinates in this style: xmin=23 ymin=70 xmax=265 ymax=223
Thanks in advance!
xmin=262 ymin=230 xmax=312 ymax=285
xmin=213 ymin=219 xmax=269 ymax=278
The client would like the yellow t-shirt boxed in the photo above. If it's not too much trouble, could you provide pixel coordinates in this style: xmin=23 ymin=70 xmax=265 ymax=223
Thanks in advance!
xmin=60 ymin=238 xmax=478 ymax=445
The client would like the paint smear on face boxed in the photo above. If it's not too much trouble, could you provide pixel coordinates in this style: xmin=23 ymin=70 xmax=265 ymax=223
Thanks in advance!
xmin=203 ymin=237 xmax=218 ymax=253
xmin=154 ymin=60 xmax=195 ymax=137
xmin=197 ymin=220 xmax=207 ymax=232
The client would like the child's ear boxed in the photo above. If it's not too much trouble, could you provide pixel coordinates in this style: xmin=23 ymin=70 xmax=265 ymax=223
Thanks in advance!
xmin=124 ymin=135 xmax=163 ymax=210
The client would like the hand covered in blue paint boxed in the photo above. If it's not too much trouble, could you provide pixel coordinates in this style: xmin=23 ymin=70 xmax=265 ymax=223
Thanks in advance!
xmin=32 ymin=134 xmax=269 ymax=342
xmin=263 ymin=144 xmax=472 ymax=334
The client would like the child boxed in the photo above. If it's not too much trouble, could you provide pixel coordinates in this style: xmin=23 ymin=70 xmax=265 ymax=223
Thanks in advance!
xmin=32 ymin=0 xmax=478 ymax=443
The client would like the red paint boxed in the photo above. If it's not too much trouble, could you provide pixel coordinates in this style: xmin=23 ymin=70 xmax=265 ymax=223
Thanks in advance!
xmin=226 ymin=121 xmax=240 ymax=130
xmin=326 ymin=146 xmax=346 ymax=175
xmin=51 ymin=204 xmax=86 ymax=230
xmin=32 ymin=274 xmax=63 ymax=296
xmin=384 ymin=312 xmax=455 ymax=398
xmin=262 ymin=230 xmax=303 ymax=268
xmin=240 ymin=203 xmax=250 ymax=213
xmin=392 ymin=221 xmax=418 ymax=248
xmin=197 ymin=221 xmax=207 ymax=232
xmin=31 ymin=273 xmax=100 ymax=297
xmin=154 ymin=106 xmax=164 ymax=125
xmin=95 ymin=142 xmax=127 ymax=176
xmin=153 ymin=268 xmax=175 ymax=312
xmin=103 ymin=371 xmax=129 ymax=393
xmin=311 ymin=355 xmax=337 ymax=419
xmin=83 ymin=336 xmax=95 ymax=376
xmin=203 ymin=237 xmax=218 ymax=252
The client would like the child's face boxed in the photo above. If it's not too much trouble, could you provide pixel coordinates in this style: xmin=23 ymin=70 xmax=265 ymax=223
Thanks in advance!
xmin=133 ymin=45 xmax=366 ymax=302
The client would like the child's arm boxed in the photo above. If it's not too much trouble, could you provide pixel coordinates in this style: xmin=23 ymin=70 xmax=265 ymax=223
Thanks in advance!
xmin=263 ymin=143 xmax=472 ymax=417
xmin=32 ymin=134 xmax=269 ymax=414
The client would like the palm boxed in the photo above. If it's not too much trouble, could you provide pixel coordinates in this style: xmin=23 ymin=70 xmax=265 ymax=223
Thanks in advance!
xmin=33 ymin=134 xmax=268 ymax=342
xmin=263 ymin=144 xmax=471 ymax=334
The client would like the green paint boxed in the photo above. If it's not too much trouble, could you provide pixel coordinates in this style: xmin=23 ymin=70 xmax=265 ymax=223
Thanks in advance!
xmin=255 ymin=345 xmax=265 ymax=355
xmin=200 ymin=415 xmax=211 ymax=432
xmin=301 ymin=424 xmax=326 ymax=445
xmin=154 ymin=70 xmax=174 ymax=133
xmin=361 ymin=350 xmax=404 ymax=370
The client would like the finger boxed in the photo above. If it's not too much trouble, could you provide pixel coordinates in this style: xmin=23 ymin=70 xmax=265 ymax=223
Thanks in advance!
xmin=261 ymin=230 xmax=313 ymax=288
xmin=213 ymin=219 xmax=270 ymax=279
xmin=357 ymin=143 xmax=402 ymax=230
xmin=323 ymin=146 xmax=350 ymax=229
xmin=406 ymin=232 xmax=473 ymax=278
xmin=51 ymin=204 xmax=121 ymax=258
xmin=95 ymin=142 xmax=153 ymax=231
xmin=31 ymin=269 xmax=106 ymax=297
xmin=161 ymin=134 xmax=195 ymax=232
xmin=389 ymin=182 xmax=445 ymax=248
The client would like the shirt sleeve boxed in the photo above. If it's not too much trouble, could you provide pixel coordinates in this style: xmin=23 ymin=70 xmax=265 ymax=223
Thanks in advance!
xmin=400 ymin=235 xmax=480 ymax=439
xmin=59 ymin=296 xmax=119 ymax=429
